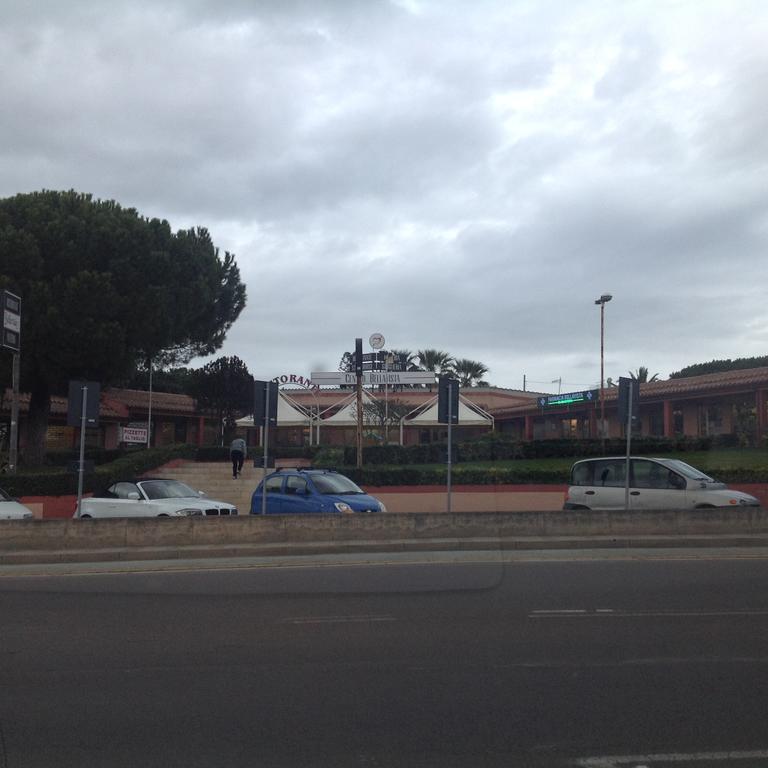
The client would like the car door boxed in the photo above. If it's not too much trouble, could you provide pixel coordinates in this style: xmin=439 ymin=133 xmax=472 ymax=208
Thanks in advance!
xmin=629 ymin=459 xmax=687 ymax=510
xmin=281 ymin=475 xmax=317 ymax=514
xmin=108 ymin=482 xmax=147 ymax=518
xmin=253 ymin=475 xmax=286 ymax=514
xmin=583 ymin=459 xmax=628 ymax=510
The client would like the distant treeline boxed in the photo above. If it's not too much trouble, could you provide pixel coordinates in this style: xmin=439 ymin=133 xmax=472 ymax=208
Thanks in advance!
xmin=670 ymin=355 xmax=768 ymax=379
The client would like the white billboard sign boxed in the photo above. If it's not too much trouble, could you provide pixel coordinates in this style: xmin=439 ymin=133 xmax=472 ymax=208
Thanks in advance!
xmin=121 ymin=426 xmax=149 ymax=444
xmin=311 ymin=371 xmax=436 ymax=386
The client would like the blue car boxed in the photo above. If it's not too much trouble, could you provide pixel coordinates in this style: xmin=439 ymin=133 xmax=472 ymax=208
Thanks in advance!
xmin=250 ymin=469 xmax=386 ymax=515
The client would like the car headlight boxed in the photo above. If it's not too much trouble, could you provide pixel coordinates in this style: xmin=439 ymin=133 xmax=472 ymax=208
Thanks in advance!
xmin=176 ymin=508 xmax=200 ymax=516
xmin=378 ymin=501 xmax=387 ymax=513
xmin=334 ymin=502 xmax=353 ymax=514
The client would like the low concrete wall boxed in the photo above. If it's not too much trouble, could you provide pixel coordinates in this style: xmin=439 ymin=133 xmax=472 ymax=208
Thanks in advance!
xmin=2 ymin=507 xmax=768 ymax=552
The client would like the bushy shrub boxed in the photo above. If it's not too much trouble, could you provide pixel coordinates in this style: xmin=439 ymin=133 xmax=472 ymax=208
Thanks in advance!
xmin=4 ymin=444 xmax=197 ymax=497
xmin=313 ymin=448 xmax=346 ymax=469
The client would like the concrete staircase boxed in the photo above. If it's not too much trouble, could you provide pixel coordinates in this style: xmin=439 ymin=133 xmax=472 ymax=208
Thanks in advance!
xmin=146 ymin=461 xmax=265 ymax=515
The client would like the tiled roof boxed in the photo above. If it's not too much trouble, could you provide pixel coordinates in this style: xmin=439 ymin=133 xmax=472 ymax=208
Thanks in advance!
xmin=102 ymin=388 xmax=197 ymax=414
xmin=2 ymin=387 xmax=197 ymax=418
xmin=492 ymin=367 xmax=768 ymax=417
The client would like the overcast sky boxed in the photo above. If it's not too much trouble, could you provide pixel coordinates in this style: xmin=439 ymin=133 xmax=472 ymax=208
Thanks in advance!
xmin=3 ymin=0 xmax=767 ymax=392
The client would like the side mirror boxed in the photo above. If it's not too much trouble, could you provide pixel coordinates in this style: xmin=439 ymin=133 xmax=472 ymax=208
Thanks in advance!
xmin=127 ymin=491 xmax=141 ymax=500
xmin=198 ymin=490 xmax=207 ymax=497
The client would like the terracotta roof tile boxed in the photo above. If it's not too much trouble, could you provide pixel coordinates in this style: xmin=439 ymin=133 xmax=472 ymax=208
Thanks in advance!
xmin=492 ymin=367 xmax=768 ymax=417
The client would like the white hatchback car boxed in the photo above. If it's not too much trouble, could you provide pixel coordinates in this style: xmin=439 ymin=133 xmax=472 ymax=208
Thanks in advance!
xmin=0 ymin=487 xmax=34 ymax=520
xmin=563 ymin=456 xmax=760 ymax=511
xmin=76 ymin=478 xmax=238 ymax=519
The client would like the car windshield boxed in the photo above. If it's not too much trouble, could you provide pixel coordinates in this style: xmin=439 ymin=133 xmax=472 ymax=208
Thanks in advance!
xmin=311 ymin=474 xmax=365 ymax=495
xmin=139 ymin=480 xmax=199 ymax=499
xmin=661 ymin=460 xmax=714 ymax=482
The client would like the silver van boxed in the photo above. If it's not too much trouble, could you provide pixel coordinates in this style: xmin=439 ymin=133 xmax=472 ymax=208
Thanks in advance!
xmin=563 ymin=456 xmax=760 ymax=511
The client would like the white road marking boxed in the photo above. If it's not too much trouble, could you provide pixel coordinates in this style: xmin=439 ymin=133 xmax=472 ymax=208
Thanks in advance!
xmin=530 ymin=609 xmax=768 ymax=619
xmin=531 ymin=609 xmax=588 ymax=615
xmin=575 ymin=748 xmax=768 ymax=766
xmin=279 ymin=615 xmax=396 ymax=625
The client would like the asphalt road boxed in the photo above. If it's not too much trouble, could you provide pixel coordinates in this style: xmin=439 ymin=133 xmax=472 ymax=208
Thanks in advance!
xmin=3 ymin=550 xmax=768 ymax=767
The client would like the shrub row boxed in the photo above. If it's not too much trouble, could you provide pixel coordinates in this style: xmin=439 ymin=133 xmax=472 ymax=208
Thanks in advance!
xmin=344 ymin=466 xmax=571 ymax=486
xmin=344 ymin=465 xmax=768 ymax=487
xmin=337 ymin=435 xmax=719 ymax=466
xmin=2 ymin=444 xmax=197 ymax=498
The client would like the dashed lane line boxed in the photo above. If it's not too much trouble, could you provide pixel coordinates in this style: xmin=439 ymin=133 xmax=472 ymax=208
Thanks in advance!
xmin=575 ymin=748 xmax=768 ymax=766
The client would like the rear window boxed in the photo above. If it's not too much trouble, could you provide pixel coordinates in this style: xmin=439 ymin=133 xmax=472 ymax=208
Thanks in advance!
xmin=311 ymin=473 xmax=364 ymax=494
xmin=571 ymin=462 xmax=593 ymax=486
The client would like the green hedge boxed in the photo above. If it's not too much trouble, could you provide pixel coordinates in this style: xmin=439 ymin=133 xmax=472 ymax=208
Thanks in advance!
xmin=2 ymin=444 xmax=197 ymax=498
xmin=344 ymin=465 xmax=571 ymax=486
xmin=342 ymin=435 xmax=717 ymax=467
xmin=344 ymin=464 xmax=768 ymax=487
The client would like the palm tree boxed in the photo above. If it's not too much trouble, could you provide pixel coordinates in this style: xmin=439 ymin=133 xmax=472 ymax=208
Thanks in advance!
xmin=388 ymin=349 xmax=419 ymax=371
xmin=415 ymin=349 xmax=453 ymax=391
xmin=629 ymin=366 xmax=660 ymax=383
xmin=452 ymin=358 xmax=489 ymax=387
xmin=415 ymin=349 xmax=454 ymax=375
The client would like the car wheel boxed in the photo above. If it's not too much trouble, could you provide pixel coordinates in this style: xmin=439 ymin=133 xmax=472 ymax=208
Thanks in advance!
xmin=157 ymin=513 xmax=170 ymax=517
xmin=79 ymin=514 xmax=92 ymax=519
xmin=695 ymin=504 xmax=716 ymax=509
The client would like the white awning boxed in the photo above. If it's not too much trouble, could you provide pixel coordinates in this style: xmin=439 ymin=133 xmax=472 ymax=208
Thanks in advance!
xmin=321 ymin=389 xmax=381 ymax=424
xmin=401 ymin=395 xmax=494 ymax=427
xmin=236 ymin=391 xmax=313 ymax=427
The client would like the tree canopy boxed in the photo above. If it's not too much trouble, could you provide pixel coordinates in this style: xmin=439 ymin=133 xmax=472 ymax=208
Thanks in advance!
xmin=189 ymin=356 xmax=254 ymax=443
xmin=628 ymin=366 xmax=660 ymax=383
xmin=0 ymin=190 xmax=247 ymax=463
xmin=669 ymin=356 xmax=768 ymax=379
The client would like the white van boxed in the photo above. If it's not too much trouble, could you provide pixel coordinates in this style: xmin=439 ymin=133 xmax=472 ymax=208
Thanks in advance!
xmin=563 ymin=456 xmax=760 ymax=511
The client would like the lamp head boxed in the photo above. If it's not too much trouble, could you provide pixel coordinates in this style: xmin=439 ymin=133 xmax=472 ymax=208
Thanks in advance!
xmin=594 ymin=294 xmax=613 ymax=305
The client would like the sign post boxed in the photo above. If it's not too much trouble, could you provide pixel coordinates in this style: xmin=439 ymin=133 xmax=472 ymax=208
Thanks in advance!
xmin=254 ymin=380 xmax=278 ymax=515
xmin=311 ymin=371 xmax=435 ymax=387
xmin=355 ymin=338 xmax=364 ymax=469
xmin=617 ymin=376 xmax=638 ymax=512
xmin=67 ymin=381 xmax=100 ymax=518
xmin=438 ymin=376 xmax=459 ymax=513
xmin=1 ymin=291 xmax=21 ymax=474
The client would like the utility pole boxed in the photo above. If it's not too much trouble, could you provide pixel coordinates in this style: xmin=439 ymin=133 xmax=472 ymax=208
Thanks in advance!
xmin=8 ymin=352 xmax=20 ymax=473
xmin=355 ymin=337 xmax=363 ymax=469
xmin=594 ymin=294 xmax=612 ymax=452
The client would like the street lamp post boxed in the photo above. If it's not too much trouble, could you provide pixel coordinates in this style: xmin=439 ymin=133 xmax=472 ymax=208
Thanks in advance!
xmin=594 ymin=293 xmax=612 ymax=452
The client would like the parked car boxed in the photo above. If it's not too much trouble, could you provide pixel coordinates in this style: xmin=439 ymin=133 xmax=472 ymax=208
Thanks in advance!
xmin=0 ymin=487 xmax=34 ymax=520
xmin=563 ymin=456 xmax=760 ymax=511
xmin=250 ymin=468 xmax=387 ymax=515
xmin=76 ymin=478 xmax=238 ymax=519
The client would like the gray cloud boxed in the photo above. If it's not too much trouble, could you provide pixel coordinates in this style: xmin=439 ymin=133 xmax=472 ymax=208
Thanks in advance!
xmin=2 ymin=0 xmax=768 ymax=391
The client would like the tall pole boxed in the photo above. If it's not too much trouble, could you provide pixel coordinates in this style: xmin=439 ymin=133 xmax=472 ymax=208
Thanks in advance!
xmin=446 ymin=380 xmax=453 ymax=514
xmin=261 ymin=384 xmax=270 ymax=517
xmin=624 ymin=380 xmax=633 ymax=512
xmin=356 ymin=372 xmax=363 ymax=469
xmin=595 ymin=293 xmax=612 ymax=453
xmin=146 ymin=358 xmax=153 ymax=449
xmin=600 ymin=301 xmax=605 ymax=452
xmin=75 ymin=384 xmax=88 ymax=518
xmin=8 ymin=352 xmax=20 ymax=473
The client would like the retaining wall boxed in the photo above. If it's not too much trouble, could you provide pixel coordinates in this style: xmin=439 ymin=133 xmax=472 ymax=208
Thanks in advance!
xmin=3 ymin=507 xmax=768 ymax=552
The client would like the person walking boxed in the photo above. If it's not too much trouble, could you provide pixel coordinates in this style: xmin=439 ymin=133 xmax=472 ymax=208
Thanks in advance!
xmin=230 ymin=436 xmax=246 ymax=479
